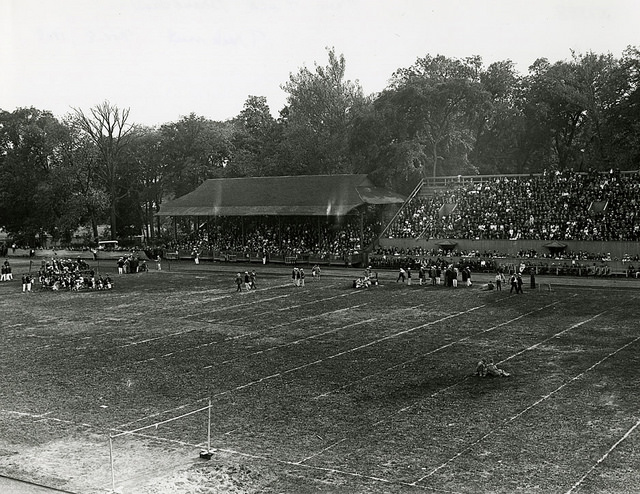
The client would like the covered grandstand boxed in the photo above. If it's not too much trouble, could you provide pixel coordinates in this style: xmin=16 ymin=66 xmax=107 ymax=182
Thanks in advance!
xmin=156 ymin=174 xmax=406 ymax=265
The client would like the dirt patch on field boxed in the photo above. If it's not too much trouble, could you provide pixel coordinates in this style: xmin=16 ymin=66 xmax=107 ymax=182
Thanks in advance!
xmin=141 ymin=463 xmax=267 ymax=494
xmin=0 ymin=433 xmax=270 ymax=493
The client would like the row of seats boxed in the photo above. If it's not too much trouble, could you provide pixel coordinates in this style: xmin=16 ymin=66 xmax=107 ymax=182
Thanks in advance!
xmin=386 ymin=169 xmax=640 ymax=241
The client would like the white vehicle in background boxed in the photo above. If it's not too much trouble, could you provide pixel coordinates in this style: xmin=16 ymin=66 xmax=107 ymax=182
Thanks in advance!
xmin=98 ymin=240 xmax=119 ymax=251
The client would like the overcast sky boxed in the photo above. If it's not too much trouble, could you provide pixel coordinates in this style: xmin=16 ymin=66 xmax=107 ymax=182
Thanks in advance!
xmin=2 ymin=0 xmax=638 ymax=126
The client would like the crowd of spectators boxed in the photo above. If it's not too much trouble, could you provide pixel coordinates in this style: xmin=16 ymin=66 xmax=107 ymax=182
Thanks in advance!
xmin=372 ymin=247 xmax=512 ymax=259
xmin=386 ymin=169 xmax=640 ymax=241
xmin=626 ymin=265 xmax=640 ymax=278
xmin=167 ymin=212 xmax=383 ymax=260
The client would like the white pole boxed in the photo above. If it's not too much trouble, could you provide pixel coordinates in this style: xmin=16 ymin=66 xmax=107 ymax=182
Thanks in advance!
xmin=207 ymin=398 xmax=211 ymax=452
xmin=109 ymin=435 xmax=116 ymax=492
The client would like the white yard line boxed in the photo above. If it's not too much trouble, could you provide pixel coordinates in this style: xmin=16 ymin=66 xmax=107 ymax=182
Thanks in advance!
xmin=294 ymin=438 xmax=348 ymax=465
xmin=22 ymin=283 xmax=293 ymax=351
xmin=6 ymin=311 xmax=636 ymax=493
xmin=120 ymin=302 xmax=458 ymax=426
xmin=113 ymin=302 xmax=609 ymax=437
xmin=214 ymin=315 xmax=377 ymax=367
xmin=87 ymin=293 xmax=291 ymax=354
xmin=277 ymin=291 xmax=365 ymax=312
xmin=563 ymin=415 xmax=640 ymax=494
xmin=197 ymin=306 xmax=488 ymax=402
xmin=195 ymin=443 xmax=456 ymax=493
xmin=250 ymin=300 xmax=369 ymax=331
xmin=0 ymin=409 xmax=93 ymax=428
xmin=116 ymin=303 xmax=370 ymax=369
xmin=295 ymin=305 xmax=485 ymax=366
xmin=180 ymin=294 xmax=290 ymax=320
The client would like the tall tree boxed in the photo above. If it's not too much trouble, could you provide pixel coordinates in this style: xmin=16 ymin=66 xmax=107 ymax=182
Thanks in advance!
xmin=352 ymin=54 xmax=488 ymax=191
xmin=0 ymin=107 xmax=73 ymax=244
xmin=472 ymin=60 xmax=526 ymax=174
xmin=600 ymin=46 xmax=640 ymax=169
xmin=280 ymin=47 xmax=366 ymax=175
xmin=43 ymin=119 xmax=110 ymax=244
xmin=73 ymin=101 xmax=137 ymax=239
xmin=520 ymin=52 xmax=629 ymax=171
xmin=226 ymin=96 xmax=278 ymax=177
xmin=59 ymin=122 xmax=110 ymax=241
xmin=388 ymin=54 xmax=489 ymax=179
xmin=349 ymin=99 xmax=424 ymax=193
xmin=122 ymin=127 xmax=164 ymax=241
xmin=159 ymin=113 xmax=233 ymax=198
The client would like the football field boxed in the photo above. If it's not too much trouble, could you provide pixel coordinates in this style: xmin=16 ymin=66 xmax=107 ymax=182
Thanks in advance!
xmin=1 ymin=260 xmax=639 ymax=493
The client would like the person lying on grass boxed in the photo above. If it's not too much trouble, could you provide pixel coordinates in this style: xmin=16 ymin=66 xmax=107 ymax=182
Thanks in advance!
xmin=476 ymin=358 xmax=510 ymax=377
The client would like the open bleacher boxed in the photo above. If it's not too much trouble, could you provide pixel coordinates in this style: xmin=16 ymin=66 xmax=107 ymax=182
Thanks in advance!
xmin=376 ymin=169 xmax=640 ymax=276
xmin=383 ymin=169 xmax=640 ymax=242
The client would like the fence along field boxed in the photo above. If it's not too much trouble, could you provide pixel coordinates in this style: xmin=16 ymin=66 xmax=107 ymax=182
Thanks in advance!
xmin=0 ymin=260 xmax=639 ymax=493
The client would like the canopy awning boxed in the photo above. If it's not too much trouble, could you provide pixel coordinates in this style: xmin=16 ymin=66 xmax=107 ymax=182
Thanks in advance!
xmin=543 ymin=241 xmax=568 ymax=249
xmin=156 ymin=175 xmax=406 ymax=217
xmin=435 ymin=239 xmax=458 ymax=249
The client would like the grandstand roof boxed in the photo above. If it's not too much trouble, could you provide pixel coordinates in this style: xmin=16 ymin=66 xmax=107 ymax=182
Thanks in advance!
xmin=156 ymin=174 xmax=406 ymax=217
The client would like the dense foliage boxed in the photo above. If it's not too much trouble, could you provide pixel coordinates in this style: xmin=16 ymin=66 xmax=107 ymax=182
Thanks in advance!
xmin=1 ymin=47 xmax=639 ymax=244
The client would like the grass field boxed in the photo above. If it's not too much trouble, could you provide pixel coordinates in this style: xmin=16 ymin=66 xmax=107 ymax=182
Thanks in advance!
xmin=1 ymin=259 xmax=639 ymax=493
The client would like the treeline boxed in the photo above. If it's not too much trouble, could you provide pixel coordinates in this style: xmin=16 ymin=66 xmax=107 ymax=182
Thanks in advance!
xmin=1 ymin=47 xmax=639 ymax=245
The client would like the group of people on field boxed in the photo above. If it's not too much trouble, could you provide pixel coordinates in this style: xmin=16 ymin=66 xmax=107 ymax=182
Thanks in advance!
xmin=291 ymin=267 xmax=306 ymax=287
xmin=235 ymin=270 xmax=257 ymax=292
xmin=353 ymin=266 xmax=379 ymax=289
xmin=1 ymin=259 xmax=13 ymax=282
xmin=235 ymin=264 xmax=326 ymax=292
xmin=396 ymin=264 xmax=473 ymax=288
xmin=116 ymin=255 xmax=147 ymax=274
